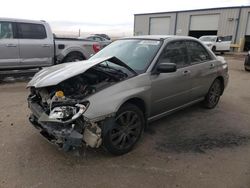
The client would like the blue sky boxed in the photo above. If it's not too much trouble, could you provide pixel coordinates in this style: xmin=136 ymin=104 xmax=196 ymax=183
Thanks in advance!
xmin=1 ymin=0 xmax=250 ymax=36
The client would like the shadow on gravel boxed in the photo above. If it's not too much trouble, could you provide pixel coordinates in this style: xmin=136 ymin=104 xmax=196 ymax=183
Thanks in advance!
xmin=145 ymin=103 xmax=250 ymax=154
xmin=0 ymin=70 xmax=36 ymax=84
xmin=0 ymin=76 xmax=33 ymax=84
xmin=156 ymin=132 xmax=250 ymax=153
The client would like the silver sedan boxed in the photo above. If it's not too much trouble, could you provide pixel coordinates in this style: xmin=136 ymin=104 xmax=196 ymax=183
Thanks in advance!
xmin=27 ymin=35 xmax=229 ymax=155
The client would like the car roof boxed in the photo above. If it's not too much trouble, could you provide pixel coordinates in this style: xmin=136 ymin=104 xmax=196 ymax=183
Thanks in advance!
xmin=122 ymin=35 xmax=197 ymax=40
xmin=0 ymin=17 xmax=45 ymax=24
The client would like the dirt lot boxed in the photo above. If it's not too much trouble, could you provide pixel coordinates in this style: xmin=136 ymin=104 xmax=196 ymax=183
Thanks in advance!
xmin=0 ymin=55 xmax=250 ymax=188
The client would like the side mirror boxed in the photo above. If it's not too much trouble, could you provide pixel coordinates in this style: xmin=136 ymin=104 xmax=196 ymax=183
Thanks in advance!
xmin=156 ymin=63 xmax=177 ymax=74
xmin=218 ymin=39 xmax=222 ymax=42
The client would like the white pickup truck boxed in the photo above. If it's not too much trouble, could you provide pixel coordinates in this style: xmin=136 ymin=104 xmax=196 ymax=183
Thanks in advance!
xmin=0 ymin=18 xmax=101 ymax=70
xmin=199 ymin=35 xmax=231 ymax=53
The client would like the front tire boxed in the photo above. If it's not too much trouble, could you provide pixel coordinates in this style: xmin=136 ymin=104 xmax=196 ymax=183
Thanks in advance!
xmin=102 ymin=104 xmax=145 ymax=155
xmin=212 ymin=46 xmax=216 ymax=52
xmin=203 ymin=79 xmax=223 ymax=109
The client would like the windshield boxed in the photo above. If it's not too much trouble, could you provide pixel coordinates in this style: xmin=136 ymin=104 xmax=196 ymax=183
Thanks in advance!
xmin=90 ymin=39 xmax=162 ymax=73
xmin=199 ymin=36 xmax=217 ymax=42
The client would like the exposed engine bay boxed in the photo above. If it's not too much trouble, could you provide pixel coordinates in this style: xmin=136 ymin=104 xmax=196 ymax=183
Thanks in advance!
xmin=28 ymin=65 xmax=129 ymax=151
xmin=31 ymin=66 xmax=127 ymax=112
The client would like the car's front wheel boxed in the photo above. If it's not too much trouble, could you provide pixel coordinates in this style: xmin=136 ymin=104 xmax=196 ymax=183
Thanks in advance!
xmin=212 ymin=46 xmax=216 ymax=52
xmin=102 ymin=104 xmax=145 ymax=155
xmin=203 ymin=79 xmax=223 ymax=109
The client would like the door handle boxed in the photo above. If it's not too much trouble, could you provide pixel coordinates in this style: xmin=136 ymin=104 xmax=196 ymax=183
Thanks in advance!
xmin=183 ymin=70 xmax=191 ymax=75
xmin=6 ymin=44 xmax=17 ymax=47
xmin=42 ymin=44 xmax=50 ymax=47
xmin=210 ymin=63 xmax=215 ymax=69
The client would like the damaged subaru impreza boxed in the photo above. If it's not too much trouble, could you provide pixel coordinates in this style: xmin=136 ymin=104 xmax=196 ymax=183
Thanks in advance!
xmin=27 ymin=36 xmax=229 ymax=155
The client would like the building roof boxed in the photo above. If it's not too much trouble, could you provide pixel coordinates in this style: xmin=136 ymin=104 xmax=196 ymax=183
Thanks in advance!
xmin=134 ymin=5 xmax=250 ymax=16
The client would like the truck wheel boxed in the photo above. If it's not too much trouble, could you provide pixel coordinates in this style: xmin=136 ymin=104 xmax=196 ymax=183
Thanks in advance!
xmin=102 ymin=104 xmax=145 ymax=155
xmin=62 ymin=52 xmax=85 ymax=63
xmin=212 ymin=46 xmax=216 ymax=52
xmin=203 ymin=79 xmax=223 ymax=109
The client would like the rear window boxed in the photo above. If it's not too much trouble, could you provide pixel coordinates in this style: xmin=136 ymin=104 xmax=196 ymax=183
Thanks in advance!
xmin=17 ymin=23 xmax=46 ymax=39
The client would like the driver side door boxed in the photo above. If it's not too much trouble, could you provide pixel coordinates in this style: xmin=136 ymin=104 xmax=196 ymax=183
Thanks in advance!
xmin=0 ymin=21 xmax=20 ymax=68
xmin=150 ymin=40 xmax=193 ymax=117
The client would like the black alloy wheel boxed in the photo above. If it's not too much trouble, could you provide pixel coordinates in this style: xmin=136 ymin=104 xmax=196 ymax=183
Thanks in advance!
xmin=103 ymin=104 xmax=144 ymax=155
xmin=203 ymin=79 xmax=222 ymax=109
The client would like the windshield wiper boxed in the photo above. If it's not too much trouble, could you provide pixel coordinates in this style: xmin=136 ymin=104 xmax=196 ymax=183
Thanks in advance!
xmin=97 ymin=63 xmax=128 ymax=77
xmin=108 ymin=56 xmax=138 ymax=75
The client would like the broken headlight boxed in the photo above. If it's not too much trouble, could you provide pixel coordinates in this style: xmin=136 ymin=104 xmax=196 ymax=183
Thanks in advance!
xmin=49 ymin=102 xmax=89 ymax=121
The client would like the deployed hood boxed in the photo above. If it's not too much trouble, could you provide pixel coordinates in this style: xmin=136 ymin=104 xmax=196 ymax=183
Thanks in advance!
xmin=27 ymin=56 xmax=136 ymax=88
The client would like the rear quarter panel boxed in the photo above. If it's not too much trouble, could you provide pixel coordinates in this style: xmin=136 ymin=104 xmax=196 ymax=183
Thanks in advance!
xmin=55 ymin=40 xmax=97 ymax=61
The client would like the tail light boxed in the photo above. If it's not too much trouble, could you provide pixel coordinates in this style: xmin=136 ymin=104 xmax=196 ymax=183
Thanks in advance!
xmin=93 ymin=44 xmax=101 ymax=53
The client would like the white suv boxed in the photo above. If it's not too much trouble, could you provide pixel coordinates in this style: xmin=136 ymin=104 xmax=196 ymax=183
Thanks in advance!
xmin=199 ymin=35 xmax=231 ymax=53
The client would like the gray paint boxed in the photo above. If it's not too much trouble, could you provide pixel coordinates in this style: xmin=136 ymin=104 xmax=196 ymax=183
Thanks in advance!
xmin=134 ymin=6 xmax=250 ymax=47
xmin=27 ymin=36 xmax=229 ymax=121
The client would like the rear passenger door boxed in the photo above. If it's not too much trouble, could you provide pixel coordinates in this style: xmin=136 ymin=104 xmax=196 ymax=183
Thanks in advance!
xmin=0 ymin=21 xmax=20 ymax=68
xmin=185 ymin=40 xmax=218 ymax=100
xmin=17 ymin=22 xmax=53 ymax=67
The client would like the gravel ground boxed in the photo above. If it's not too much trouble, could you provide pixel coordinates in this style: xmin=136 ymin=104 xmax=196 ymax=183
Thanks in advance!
xmin=0 ymin=55 xmax=250 ymax=188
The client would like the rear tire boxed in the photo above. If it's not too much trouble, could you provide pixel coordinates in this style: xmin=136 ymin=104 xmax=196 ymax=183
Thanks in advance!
xmin=102 ymin=104 xmax=145 ymax=155
xmin=203 ymin=79 xmax=223 ymax=109
xmin=62 ymin=52 xmax=85 ymax=63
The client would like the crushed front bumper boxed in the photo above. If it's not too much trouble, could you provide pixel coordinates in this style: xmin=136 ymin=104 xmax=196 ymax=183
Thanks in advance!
xmin=28 ymin=101 xmax=84 ymax=151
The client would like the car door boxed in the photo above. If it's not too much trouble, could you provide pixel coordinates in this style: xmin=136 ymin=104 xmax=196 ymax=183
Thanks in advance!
xmin=185 ymin=40 xmax=218 ymax=100
xmin=150 ymin=40 xmax=193 ymax=117
xmin=0 ymin=21 xmax=20 ymax=68
xmin=215 ymin=37 xmax=231 ymax=51
xmin=17 ymin=22 xmax=53 ymax=67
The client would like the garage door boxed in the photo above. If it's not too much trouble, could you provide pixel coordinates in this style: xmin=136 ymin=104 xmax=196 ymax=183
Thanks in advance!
xmin=190 ymin=14 xmax=220 ymax=31
xmin=149 ymin=17 xmax=170 ymax=35
xmin=246 ymin=13 xmax=250 ymax=35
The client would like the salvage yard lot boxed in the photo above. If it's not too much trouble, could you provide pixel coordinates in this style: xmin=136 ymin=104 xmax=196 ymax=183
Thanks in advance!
xmin=0 ymin=55 xmax=250 ymax=188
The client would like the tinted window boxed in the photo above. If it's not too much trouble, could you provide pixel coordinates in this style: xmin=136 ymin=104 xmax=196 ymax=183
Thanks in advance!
xmin=186 ymin=41 xmax=212 ymax=64
xmin=0 ymin=22 xmax=13 ymax=39
xmin=158 ymin=41 xmax=189 ymax=68
xmin=18 ymin=23 xmax=46 ymax=39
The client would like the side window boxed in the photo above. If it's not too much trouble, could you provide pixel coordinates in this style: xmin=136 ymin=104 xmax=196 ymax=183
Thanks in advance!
xmin=186 ymin=41 xmax=212 ymax=64
xmin=17 ymin=23 xmax=47 ymax=39
xmin=95 ymin=37 xmax=102 ymax=42
xmin=158 ymin=41 xmax=189 ymax=68
xmin=0 ymin=22 xmax=13 ymax=39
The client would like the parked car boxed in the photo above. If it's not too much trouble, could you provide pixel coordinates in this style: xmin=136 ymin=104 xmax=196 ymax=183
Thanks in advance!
xmin=27 ymin=35 xmax=229 ymax=155
xmin=85 ymin=35 xmax=112 ymax=48
xmin=0 ymin=18 xmax=101 ymax=70
xmin=199 ymin=35 xmax=231 ymax=53
xmin=95 ymin=34 xmax=111 ymax=40
xmin=245 ymin=51 xmax=250 ymax=71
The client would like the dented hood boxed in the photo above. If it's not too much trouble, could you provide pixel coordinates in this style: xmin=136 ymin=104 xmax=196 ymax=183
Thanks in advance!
xmin=27 ymin=56 xmax=136 ymax=88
